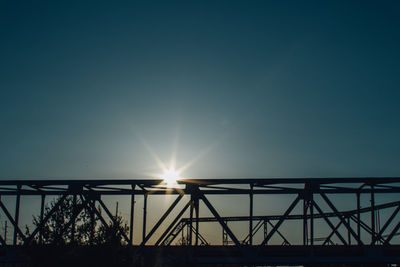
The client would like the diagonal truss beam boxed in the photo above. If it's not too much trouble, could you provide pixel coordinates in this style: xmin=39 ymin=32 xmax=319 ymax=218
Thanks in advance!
xmin=372 ymin=204 xmax=400 ymax=244
xmin=349 ymin=214 xmax=383 ymax=243
xmin=155 ymin=199 xmax=191 ymax=246
xmin=320 ymin=193 xmax=363 ymax=245
xmin=132 ymin=193 xmax=184 ymax=263
xmin=139 ymin=194 xmax=183 ymax=246
xmin=52 ymin=196 xmax=90 ymax=244
xmin=0 ymin=199 xmax=26 ymax=242
xmin=243 ymin=219 xmax=264 ymax=244
xmin=187 ymin=222 xmax=209 ymax=245
xmin=82 ymin=196 xmax=131 ymax=244
xmin=313 ymin=199 xmax=347 ymax=245
xmin=258 ymin=194 xmax=301 ymax=250
xmin=323 ymin=220 xmax=343 ymax=245
xmin=164 ymin=221 xmax=186 ymax=246
xmin=0 ymin=233 xmax=7 ymax=246
xmin=25 ymin=194 xmax=68 ymax=245
xmin=200 ymin=192 xmax=243 ymax=249
xmin=383 ymin=220 xmax=400 ymax=245
xmin=267 ymin=220 xmax=291 ymax=245
xmin=96 ymin=198 xmax=131 ymax=243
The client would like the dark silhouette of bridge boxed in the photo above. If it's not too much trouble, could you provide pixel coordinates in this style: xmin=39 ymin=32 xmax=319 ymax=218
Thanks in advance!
xmin=0 ymin=177 xmax=400 ymax=266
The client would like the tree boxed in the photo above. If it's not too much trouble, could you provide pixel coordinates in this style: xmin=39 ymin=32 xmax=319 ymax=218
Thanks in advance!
xmin=28 ymin=195 xmax=129 ymax=246
xmin=94 ymin=214 xmax=129 ymax=246
xmin=30 ymin=196 xmax=93 ymax=245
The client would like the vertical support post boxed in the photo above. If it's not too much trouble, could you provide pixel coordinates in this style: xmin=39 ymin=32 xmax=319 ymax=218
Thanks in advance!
xmin=249 ymin=183 xmax=254 ymax=246
xmin=4 ymin=221 xmax=7 ymax=245
xmin=186 ymin=221 xmax=190 ymax=245
xmin=130 ymin=184 xmax=135 ymax=246
xmin=90 ymin=200 xmax=95 ymax=245
xmin=40 ymin=194 xmax=45 ymax=245
xmin=13 ymin=185 xmax=21 ymax=246
xmin=71 ymin=194 xmax=77 ymax=244
xmin=0 ymin=195 xmax=6 ymax=245
xmin=371 ymin=185 xmax=375 ymax=245
xmin=195 ymin=196 xmax=199 ymax=246
xmin=357 ymin=192 xmax=361 ymax=243
xmin=264 ymin=219 xmax=268 ymax=245
xmin=189 ymin=195 xmax=194 ymax=246
xmin=182 ymin=222 xmax=185 ymax=245
xmin=222 ymin=223 xmax=224 ymax=245
xmin=310 ymin=192 xmax=314 ymax=246
xmin=303 ymin=190 xmax=308 ymax=246
xmin=347 ymin=216 xmax=351 ymax=245
xmin=142 ymin=193 xmax=147 ymax=243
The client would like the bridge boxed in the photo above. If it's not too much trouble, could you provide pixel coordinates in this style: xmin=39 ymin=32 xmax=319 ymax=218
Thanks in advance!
xmin=0 ymin=177 xmax=400 ymax=266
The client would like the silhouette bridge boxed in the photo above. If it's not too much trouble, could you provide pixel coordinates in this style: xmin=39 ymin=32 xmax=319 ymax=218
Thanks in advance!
xmin=0 ymin=177 xmax=400 ymax=266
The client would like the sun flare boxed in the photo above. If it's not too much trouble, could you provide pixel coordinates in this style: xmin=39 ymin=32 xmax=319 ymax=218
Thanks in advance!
xmin=162 ymin=168 xmax=180 ymax=186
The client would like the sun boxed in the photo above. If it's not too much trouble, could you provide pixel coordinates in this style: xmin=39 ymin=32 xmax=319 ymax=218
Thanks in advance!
xmin=162 ymin=168 xmax=181 ymax=186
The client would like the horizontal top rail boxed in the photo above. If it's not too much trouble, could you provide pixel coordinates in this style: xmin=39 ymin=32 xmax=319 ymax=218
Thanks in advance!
xmin=0 ymin=177 xmax=399 ymax=195
xmin=0 ymin=177 xmax=399 ymax=185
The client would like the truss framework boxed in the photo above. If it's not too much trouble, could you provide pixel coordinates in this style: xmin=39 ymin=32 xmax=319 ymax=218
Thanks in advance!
xmin=0 ymin=177 xmax=400 ymax=265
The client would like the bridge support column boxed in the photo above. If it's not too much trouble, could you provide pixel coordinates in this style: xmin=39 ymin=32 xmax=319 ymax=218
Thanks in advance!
xmin=371 ymin=184 xmax=375 ymax=245
xmin=130 ymin=184 xmax=135 ymax=246
xmin=357 ymin=191 xmax=361 ymax=242
xmin=71 ymin=194 xmax=76 ymax=244
xmin=303 ymin=197 xmax=308 ymax=245
xmin=195 ymin=195 xmax=199 ymax=246
xmin=310 ymin=192 xmax=314 ymax=246
xmin=263 ymin=219 xmax=267 ymax=244
xmin=13 ymin=185 xmax=21 ymax=246
xmin=142 ymin=193 xmax=147 ymax=243
xmin=189 ymin=194 xmax=193 ymax=246
xmin=250 ymin=183 xmax=254 ymax=246
xmin=39 ymin=194 xmax=45 ymax=244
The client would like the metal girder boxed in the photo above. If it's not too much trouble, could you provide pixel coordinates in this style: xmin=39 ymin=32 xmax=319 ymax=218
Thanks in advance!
xmin=0 ymin=199 xmax=26 ymax=243
xmin=0 ymin=233 xmax=7 ymax=247
xmin=200 ymin=192 xmax=243 ymax=250
xmin=0 ymin=177 xmax=398 ymax=251
xmin=82 ymin=196 xmax=132 ymax=244
xmin=0 ymin=177 xmax=399 ymax=196
xmin=323 ymin=220 xmax=343 ymax=245
xmin=1 ymin=177 xmax=400 ymax=186
xmin=349 ymin=214 xmax=382 ymax=243
xmin=384 ymin=220 xmax=400 ymax=245
xmin=24 ymin=194 xmax=68 ymax=245
xmin=96 ymin=198 xmax=131 ymax=244
xmin=47 ymin=195 xmax=90 ymax=244
xmin=13 ymin=189 xmax=20 ymax=245
xmin=243 ymin=219 xmax=263 ymax=244
xmin=129 ymin=184 xmax=135 ymax=246
xmin=312 ymin=199 xmax=348 ymax=245
xmin=155 ymin=199 xmax=191 ymax=246
xmin=0 ymin=177 xmax=399 ymax=266
xmin=372 ymin=204 xmax=400 ymax=244
xmin=320 ymin=193 xmax=363 ymax=245
xmin=267 ymin=220 xmax=291 ymax=245
xmin=258 ymin=194 xmax=301 ymax=249
xmin=163 ymin=221 xmax=186 ymax=246
xmin=139 ymin=194 xmax=184 ymax=247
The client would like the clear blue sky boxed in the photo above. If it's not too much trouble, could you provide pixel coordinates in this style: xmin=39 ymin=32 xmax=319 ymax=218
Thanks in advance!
xmin=1 ymin=0 xmax=400 ymax=180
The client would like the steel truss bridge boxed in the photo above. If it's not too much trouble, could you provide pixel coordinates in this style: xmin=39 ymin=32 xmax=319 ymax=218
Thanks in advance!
xmin=0 ymin=177 xmax=400 ymax=266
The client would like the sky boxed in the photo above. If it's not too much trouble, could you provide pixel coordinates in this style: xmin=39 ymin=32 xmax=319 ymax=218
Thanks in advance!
xmin=1 ymin=0 xmax=400 ymax=246
xmin=1 ymin=1 xmax=400 ymax=180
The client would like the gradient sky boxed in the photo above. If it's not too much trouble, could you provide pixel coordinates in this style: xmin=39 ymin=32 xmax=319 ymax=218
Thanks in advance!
xmin=1 ymin=1 xmax=400 ymax=180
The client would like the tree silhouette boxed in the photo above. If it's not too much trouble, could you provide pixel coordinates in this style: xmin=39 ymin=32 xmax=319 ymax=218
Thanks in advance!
xmin=28 ymin=195 xmax=128 ymax=246
xmin=94 ymin=214 xmax=129 ymax=246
